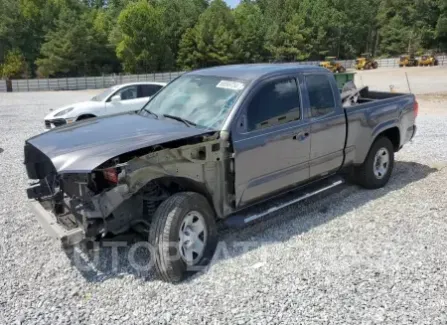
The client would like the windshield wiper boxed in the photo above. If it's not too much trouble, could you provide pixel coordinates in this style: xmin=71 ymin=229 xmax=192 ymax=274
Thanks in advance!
xmin=162 ymin=114 xmax=197 ymax=127
xmin=142 ymin=108 xmax=159 ymax=119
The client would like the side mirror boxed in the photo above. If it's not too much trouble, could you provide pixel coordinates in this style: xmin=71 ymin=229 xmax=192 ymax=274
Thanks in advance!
xmin=111 ymin=95 xmax=121 ymax=102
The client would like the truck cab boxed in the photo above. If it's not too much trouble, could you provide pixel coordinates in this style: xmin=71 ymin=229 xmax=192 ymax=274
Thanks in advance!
xmin=226 ymin=68 xmax=346 ymax=206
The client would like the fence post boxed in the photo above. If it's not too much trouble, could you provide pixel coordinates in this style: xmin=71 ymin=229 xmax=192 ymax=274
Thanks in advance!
xmin=94 ymin=77 xmax=97 ymax=89
xmin=85 ymin=75 xmax=87 ymax=89
xmin=57 ymin=79 xmax=60 ymax=90
xmin=169 ymin=71 xmax=172 ymax=81
xmin=102 ymin=74 xmax=105 ymax=88
xmin=66 ymin=78 xmax=68 ymax=90
xmin=37 ymin=78 xmax=40 ymax=91
xmin=47 ymin=78 xmax=50 ymax=90
xmin=405 ymin=72 xmax=412 ymax=93
xmin=27 ymin=79 xmax=29 ymax=91
xmin=153 ymin=72 xmax=155 ymax=81
xmin=76 ymin=77 xmax=78 ymax=90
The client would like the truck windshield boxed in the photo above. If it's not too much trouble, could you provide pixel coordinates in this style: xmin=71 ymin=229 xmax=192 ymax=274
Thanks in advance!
xmin=140 ymin=75 xmax=246 ymax=129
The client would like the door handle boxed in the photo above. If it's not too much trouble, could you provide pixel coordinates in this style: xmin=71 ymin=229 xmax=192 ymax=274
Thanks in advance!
xmin=293 ymin=132 xmax=309 ymax=141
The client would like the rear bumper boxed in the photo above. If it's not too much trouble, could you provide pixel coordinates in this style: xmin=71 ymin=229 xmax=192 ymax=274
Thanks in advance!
xmin=29 ymin=200 xmax=85 ymax=247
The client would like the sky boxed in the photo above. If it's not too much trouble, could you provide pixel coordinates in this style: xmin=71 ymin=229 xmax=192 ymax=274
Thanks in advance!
xmin=225 ymin=0 xmax=240 ymax=8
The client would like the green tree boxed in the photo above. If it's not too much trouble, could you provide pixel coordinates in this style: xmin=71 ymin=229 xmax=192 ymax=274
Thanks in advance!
xmin=177 ymin=28 xmax=201 ymax=70
xmin=116 ymin=0 xmax=172 ymax=73
xmin=177 ymin=0 xmax=237 ymax=69
xmin=2 ymin=0 xmax=447 ymax=76
xmin=0 ymin=49 xmax=28 ymax=79
xmin=233 ymin=2 xmax=267 ymax=62
xmin=436 ymin=15 xmax=447 ymax=50
xmin=36 ymin=4 xmax=118 ymax=77
xmin=376 ymin=0 xmax=443 ymax=55
xmin=158 ymin=0 xmax=207 ymax=65
xmin=0 ymin=0 xmax=58 ymax=75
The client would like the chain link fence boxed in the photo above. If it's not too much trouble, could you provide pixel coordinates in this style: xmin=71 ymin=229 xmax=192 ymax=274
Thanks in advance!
xmin=1 ymin=55 xmax=447 ymax=92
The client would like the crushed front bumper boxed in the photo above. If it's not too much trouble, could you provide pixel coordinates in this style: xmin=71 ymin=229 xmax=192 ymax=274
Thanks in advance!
xmin=29 ymin=200 xmax=85 ymax=247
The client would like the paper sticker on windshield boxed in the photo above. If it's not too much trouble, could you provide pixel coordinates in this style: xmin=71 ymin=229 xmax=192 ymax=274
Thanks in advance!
xmin=216 ymin=80 xmax=245 ymax=91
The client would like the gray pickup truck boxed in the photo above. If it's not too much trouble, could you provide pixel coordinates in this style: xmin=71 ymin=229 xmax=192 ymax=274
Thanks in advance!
xmin=24 ymin=64 xmax=417 ymax=282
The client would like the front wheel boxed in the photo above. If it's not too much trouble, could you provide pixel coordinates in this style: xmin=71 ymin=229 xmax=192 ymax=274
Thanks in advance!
xmin=149 ymin=192 xmax=217 ymax=282
xmin=352 ymin=137 xmax=395 ymax=189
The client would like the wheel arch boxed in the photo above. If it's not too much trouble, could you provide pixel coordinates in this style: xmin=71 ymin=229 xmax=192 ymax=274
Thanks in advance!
xmin=377 ymin=127 xmax=400 ymax=152
xmin=77 ymin=114 xmax=97 ymax=121
xmin=355 ymin=125 xmax=401 ymax=165
xmin=147 ymin=176 xmax=217 ymax=217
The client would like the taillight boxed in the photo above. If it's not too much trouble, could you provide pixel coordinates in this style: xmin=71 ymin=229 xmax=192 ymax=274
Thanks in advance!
xmin=414 ymin=100 xmax=419 ymax=118
xmin=103 ymin=168 xmax=118 ymax=183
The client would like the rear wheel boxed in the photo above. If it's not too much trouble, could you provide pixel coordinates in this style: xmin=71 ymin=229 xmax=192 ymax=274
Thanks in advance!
xmin=351 ymin=137 xmax=395 ymax=189
xmin=148 ymin=192 xmax=217 ymax=283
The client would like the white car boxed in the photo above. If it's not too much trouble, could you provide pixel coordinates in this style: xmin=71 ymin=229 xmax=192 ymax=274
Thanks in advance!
xmin=44 ymin=81 xmax=167 ymax=129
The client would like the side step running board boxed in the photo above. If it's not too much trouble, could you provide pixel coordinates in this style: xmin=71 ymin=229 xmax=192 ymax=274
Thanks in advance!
xmin=225 ymin=176 xmax=344 ymax=228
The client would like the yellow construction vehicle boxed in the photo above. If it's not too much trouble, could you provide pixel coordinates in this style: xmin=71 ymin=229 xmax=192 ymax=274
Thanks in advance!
xmin=355 ymin=53 xmax=378 ymax=70
xmin=319 ymin=56 xmax=346 ymax=73
xmin=399 ymin=54 xmax=418 ymax=67
xmin=418 ymin=54 xmax=439 ymax=66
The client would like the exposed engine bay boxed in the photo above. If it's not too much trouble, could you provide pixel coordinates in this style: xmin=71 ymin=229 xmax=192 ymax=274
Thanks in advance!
xmin=25 ymin=130 xmax=234 ymax=244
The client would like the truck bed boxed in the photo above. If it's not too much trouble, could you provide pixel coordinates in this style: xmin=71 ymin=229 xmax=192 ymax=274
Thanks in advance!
xmin=349 ymin=87 xmax=408 ymax=105
xmin=343 ymin=87 xmax=416 ymax=166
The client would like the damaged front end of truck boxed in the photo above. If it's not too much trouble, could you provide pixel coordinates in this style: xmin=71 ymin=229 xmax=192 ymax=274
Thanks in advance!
xmin=24 ymin=129 xmax=233 ymax=247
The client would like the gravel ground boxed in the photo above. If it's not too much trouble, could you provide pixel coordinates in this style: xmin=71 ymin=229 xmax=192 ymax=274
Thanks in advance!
xmin=1 ymin=90 xmax=447 ymax=325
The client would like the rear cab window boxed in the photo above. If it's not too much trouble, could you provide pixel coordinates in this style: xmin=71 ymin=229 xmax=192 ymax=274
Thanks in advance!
xmin=305 ymin=74 xmax=336 ymax=118
xmin=246 ymin=78 xmax=301 ymax=131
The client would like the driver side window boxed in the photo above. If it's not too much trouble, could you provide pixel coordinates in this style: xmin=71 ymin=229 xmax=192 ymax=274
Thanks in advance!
xmin=246 ymin=78 xmax=301 ymax=131
xmin=116 ymin=86 xmax=138 ymax=101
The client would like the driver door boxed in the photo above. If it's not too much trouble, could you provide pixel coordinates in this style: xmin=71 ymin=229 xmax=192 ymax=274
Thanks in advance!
xmin=232 ymin=76 xmax=311 ymax=207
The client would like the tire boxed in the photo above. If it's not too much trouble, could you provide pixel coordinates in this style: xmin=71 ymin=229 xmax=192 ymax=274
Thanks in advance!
xmin=352 ymin=137 xmax=395 ymax=189
xmin=149 ymin=192 xmax=217 ymax=283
